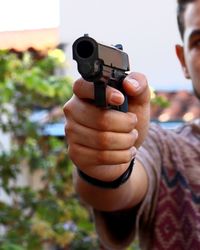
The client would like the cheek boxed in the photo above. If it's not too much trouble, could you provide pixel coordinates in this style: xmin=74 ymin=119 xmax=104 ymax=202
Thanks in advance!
xmin=187 ymin=53 xmax=200 ymax=91
xmin=193 ymin=80 xmax=200 ymax=96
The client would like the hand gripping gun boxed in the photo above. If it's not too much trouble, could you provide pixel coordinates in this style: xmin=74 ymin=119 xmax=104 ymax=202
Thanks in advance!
xmin=72 ymin=34 xmax=130 ymax=112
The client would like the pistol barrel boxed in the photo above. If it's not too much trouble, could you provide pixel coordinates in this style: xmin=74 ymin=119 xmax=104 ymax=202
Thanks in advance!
xmin=72 ymin=35 xmax=130 ymax=81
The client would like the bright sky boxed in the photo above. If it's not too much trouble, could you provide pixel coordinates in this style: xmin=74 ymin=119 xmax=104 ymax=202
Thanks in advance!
xmin=0 ymin=0 xmax=59 ymax=31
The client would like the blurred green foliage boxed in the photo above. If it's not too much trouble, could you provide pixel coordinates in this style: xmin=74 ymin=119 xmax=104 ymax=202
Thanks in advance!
xmin=0 ymin=49 xmax=98 ymax=250
xmin=150 ymin=87 xmax=170 ymax=109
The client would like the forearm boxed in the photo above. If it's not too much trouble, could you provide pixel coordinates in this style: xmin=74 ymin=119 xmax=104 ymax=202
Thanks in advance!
xmin=74 ymin=160 xmax=148 ymax=212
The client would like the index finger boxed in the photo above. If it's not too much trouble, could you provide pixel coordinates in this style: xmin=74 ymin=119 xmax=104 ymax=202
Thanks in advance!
xmin=73 ymin=78 xmax=125 ymax=106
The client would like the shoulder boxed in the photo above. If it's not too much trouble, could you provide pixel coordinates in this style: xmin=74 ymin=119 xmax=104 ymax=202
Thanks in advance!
xmin=137 ymin=120 xmax=200 ymax=174
xmin=146 ymin=120 xmax=199 ymax=145
xmin=173 ymin=119 xmax=200 ymax=143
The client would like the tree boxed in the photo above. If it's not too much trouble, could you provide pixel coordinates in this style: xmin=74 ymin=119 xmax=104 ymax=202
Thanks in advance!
xmin=0 ymin=48 xmax=98 ymax=250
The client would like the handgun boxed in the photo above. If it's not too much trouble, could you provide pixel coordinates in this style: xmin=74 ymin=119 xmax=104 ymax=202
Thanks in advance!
xmin=72 ymin=34 xmax=130 ymax=112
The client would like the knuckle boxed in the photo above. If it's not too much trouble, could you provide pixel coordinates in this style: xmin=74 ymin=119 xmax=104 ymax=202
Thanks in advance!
xmin=127 ymin=113 xmax=137 ymax=129
xmin=67 ymin=145 xmax=75 ymax=160
xmin=96 ymin=112 xmax=109 ymax=130
xmin=131 ymin=129 xmax=139 ymax=142
xmin=68 ymin=145 xmax=79 ymax=165
xmin=65 ymin=122 xmax=79 ymax=148
xmin=72 ymin=79 xmax=79 ymax=95
xmin=121 ymin=149 xmax=133 ymax=163
xmin=124 ymin=151 xmax=132 ymax=163
xmin=64 ymin=122 xmax=74 ymax=137
xmin=97 ymin=132 xmax=110 ymax=149
xmin=63 ymin=100 xmax=72 ymax=117
xmin=97 ymin=150 xmax=110 ymax=164
xmin=127 ymin=135 xmax=134 ymax=148
xmin=64 ymin=123 xmax=68 ymax=137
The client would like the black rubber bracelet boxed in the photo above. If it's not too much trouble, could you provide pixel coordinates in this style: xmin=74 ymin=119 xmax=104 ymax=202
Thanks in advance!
xmin=77 ymin=158 xmax=135 ymax=189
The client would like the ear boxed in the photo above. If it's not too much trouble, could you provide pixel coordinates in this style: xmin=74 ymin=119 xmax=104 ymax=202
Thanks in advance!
xmin=175 ymin=44 xmax=190 ymax=79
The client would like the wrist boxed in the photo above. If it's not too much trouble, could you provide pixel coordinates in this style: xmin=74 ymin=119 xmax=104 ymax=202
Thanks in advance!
xmin=77 ymin=158 xmax=135 ymax=189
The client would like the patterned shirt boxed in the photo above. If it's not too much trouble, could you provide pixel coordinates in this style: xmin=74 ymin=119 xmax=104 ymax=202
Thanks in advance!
xmin=137 ymin=119 xmax=200 ymax=250
xmin=93 ymin=120 xmax=200 ymax=250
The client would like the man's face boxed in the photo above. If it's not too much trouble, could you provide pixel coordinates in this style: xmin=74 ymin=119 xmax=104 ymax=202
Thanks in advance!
xmin=177 ymin=0 xmax=200 ymax=99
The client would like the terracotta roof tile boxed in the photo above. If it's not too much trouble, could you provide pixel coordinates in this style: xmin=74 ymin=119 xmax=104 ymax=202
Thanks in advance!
xmin=151 ymin=90 xmax=200 ymax=122
xmin=0 ymin=28 xmax=58 ymax=51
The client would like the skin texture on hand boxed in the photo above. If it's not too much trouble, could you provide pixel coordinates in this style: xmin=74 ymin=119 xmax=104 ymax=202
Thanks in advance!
xmin=63 ymin=72 xmax=150 ymax=180
xmin=123 ymin=72 xmax=151 ymax=148
xmin=63 ymin=72 xmax=150 ymax=210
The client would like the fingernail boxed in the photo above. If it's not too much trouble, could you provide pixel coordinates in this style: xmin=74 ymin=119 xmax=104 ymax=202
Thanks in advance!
xmin=110 ymin=92 xmax=123 ymax=104
xmin=131 ymin=147 xmax=137 ymax=157
xmin=132 ymin=129 xmax=139 ymax=140
xmin=127 ymin=78 xmax=140 ymax=89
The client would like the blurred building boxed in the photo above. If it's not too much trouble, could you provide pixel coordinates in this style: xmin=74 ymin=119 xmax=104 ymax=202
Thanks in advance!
xmin=151 ymin=90 xmax=200 ymax=123
xmin=36 ymin=90 xmax=200 ymax=137
xmin=0 ymin=0 xmax=59 ymax=50
xmin=0 ymin=28 xmax=59 ymax=51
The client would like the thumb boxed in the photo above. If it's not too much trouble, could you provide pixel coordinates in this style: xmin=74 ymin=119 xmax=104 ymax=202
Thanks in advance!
xmin=123 ymin=72 xmax=150 ymax=105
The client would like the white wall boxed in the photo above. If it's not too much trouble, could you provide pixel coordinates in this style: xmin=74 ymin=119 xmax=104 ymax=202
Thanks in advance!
xmin=59 ymin=0 xmax=191 ymax=91
xmin=0 ymin=0 xmax=59 ymax=31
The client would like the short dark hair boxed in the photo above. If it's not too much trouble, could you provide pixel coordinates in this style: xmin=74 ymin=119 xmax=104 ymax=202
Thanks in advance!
xmin=177 ymin=0 xmax=195 ymax=40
